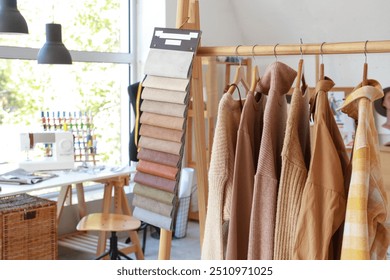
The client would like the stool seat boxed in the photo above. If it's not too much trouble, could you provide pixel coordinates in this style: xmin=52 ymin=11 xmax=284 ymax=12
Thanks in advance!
xmin=76 ymin=213 xmax=141 ymax=260
xmin=77 ymin=213 xmax=141 ymax=232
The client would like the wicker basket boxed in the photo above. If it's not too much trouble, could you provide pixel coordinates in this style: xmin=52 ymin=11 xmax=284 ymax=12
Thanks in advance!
xmin=0 ymin=193 xmax=57 ymax=260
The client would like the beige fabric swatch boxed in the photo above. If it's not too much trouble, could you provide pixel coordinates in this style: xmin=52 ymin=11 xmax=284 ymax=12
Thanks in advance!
xmin=133 ymin=206 xmax=173 ymax=230
xmin=142 ymin=87 xmax=189 ymax=105
xmin=132 ymin=194 xmax=174 ymax=217
xmin=141 ymin=99 xmax=187 ymax=118
xmin=144 ymin=48 xmax=194 ymax=79
xmin=138 ymin=136 xmax=183 ymax=155
xmin=133 ymin=183 xmax=177 ymax=205
xmin=143 ymin=75 xmax=189 ymax=92
xmin=140 ymin=112 xmax=186 ymax=131
xmin=140 ymin=124 xmax=183 ymax=143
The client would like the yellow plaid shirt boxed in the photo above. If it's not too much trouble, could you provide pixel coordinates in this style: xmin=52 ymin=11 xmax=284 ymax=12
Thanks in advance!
xmin=340 ymin=79 xmax=390 ymax=259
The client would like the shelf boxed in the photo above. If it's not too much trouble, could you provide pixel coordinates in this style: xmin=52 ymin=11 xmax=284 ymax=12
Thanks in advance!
xmin=58 ymin=232 xmax=137 ymax=257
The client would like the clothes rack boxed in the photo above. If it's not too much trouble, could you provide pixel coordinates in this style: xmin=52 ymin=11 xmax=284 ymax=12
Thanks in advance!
xmin=170 ymin=0 xmax=390 ymax=260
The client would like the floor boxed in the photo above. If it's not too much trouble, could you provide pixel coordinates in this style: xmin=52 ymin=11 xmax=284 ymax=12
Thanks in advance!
xmin=58 ymin=220 xmax=201 ymax=260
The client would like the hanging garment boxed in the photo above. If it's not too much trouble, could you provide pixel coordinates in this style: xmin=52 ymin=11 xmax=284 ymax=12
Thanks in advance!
xmin=340 ymin=79 xmax=390 ymax=260
xmin=201 ymin=93 xmax=243 ymax=260
xmin=248 ymin=61 xmax=297 ymax=260
xmin=225 ymin=91 xmax=266 ymax=260
xmin=293 ymin=77 xmax=350 ymax=259
xmin=273 ymin=78 xmax=311 ymax=260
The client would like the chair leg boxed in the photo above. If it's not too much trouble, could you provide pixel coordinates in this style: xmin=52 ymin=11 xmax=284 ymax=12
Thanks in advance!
xmin=95 ymin=231 xmax=133 ymax=260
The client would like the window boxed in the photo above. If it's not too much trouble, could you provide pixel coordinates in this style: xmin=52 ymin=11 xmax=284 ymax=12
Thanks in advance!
xmin=0 ymin=0 xmax=134 ymax=165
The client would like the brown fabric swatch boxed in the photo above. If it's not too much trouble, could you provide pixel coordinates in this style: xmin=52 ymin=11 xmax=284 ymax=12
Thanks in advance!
xmin=134 ymin=171 xmax=177 ymax=193
xmin=140 ymin=112 xmax=185 ymax=131
xmin=141 ymin=87 xmax=189 ymax=105
xmin=132 ymin=194 xmax=174 ymax=217
xmin=139 ymin=124 xmax=183 ymax=143
xmin=141 ymin=99 xmax=187 ymax=118
xmin=138 ymin=136 xmax=183 ymax=156
xmin=133 ymin=183 xmax=177 ymax=205
xmin=136 ymin=159 xmax=179 ymax=180
xmin=137 ymin=148 xmax=181 ymax=168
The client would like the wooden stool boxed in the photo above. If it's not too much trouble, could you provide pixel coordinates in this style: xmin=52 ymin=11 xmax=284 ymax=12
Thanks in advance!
xmin=77 ymin=213 xmax=141 ymax=260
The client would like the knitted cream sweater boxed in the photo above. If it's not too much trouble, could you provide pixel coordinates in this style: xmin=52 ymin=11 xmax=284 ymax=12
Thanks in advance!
xmin=273 ymin=81 xmax=311 ymax=260
xmin=201 ymin=93 xmax=242 ymax=260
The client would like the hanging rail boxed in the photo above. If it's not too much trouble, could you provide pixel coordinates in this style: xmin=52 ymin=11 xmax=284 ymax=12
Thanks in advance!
xmin=197 ymin=40 xmax=390 ymax=57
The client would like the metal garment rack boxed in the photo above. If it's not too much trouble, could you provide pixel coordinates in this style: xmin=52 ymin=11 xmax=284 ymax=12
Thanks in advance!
xmin=165 ymin=0 xmax=390 ymax=260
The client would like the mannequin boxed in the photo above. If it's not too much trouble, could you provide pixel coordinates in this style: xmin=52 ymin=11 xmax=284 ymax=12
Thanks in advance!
xmin=128 ymin=82 xmax=142 ymax=163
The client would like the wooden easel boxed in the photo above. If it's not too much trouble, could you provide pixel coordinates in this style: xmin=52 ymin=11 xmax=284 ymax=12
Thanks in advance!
xmin=156 ymin=0 xmax=208 ymax=259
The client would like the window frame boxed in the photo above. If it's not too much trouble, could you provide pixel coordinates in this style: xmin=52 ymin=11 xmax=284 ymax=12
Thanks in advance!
xmin=0 ymin=0 xmax=135 ymax=166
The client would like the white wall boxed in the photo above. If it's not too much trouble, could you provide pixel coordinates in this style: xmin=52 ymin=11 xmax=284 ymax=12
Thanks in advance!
xmin=138 ymin=0 xmax=390 ymax=142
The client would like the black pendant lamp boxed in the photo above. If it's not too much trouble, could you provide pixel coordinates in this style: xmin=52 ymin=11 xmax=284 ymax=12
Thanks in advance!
xmin=0 ymin=0 xmax=28 ymax=34
xmin=37 ymin=23 xmax=72 ymax=64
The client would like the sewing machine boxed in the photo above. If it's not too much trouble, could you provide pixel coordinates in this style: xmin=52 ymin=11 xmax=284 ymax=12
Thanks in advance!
xmin=19 ymin=131 xmax=74 ymax=171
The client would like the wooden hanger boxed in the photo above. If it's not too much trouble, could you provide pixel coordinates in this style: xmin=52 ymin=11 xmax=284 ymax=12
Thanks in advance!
xmin=362 ymin=40 xmax=368 ymax=86
xmin=295 ymin=39 xmax=306 ymax=90
xmin=250 ymin=65 xmax=260 ymax=92
xmin=362 ymin=62 xmax=368 ymax=86
xmin=227 ymin=64 xmax=250 ymax=94
xmin=319 ymin=42 xmax=325 ymax=80
xmin=295 ymin=58 xmax=304 ymax=89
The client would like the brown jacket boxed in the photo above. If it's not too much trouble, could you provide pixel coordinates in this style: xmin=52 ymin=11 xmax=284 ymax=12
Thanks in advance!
xmin=226 ymin=91 xmax=266 ymax=260
xmin=293 ymin=77 xmax=350 ymax=259
xmin=248 ymin=61 xmax=297 ymax=259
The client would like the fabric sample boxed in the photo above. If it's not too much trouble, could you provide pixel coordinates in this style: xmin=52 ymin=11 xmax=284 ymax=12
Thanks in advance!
xmin=340 ymin=79 xmax=390 ymax=260
xmin=248 ymin=61 xmax=297 ymax=260
xmin=143 ymin=75 xmax=189 ymax=92
xmin=144 ymin=48 xmax=194 ymax=79
xmin=139 ymin=124 xmax=184 ymax=143
xmin=293 ymin=77 xmax=350 ymax=260
xmin=273 ymin=78 xmax=311 ymax=260
xmin=138 ymin=136 xmax=182 ymax=156
xmin=141 ymin=87 xmax=189 ymax=105
xmin=134 ymin=171 xmax=177 ymax=193
xmin=141 ymin=99 xmax=187 ymax=118
xmin=136 ymin=159 xmax=179 ymax=181
xmin=137 ymin=148 xmax=181 ymax=168
xmin=140 ymin=112 xmax=186 ymax=131
xmin=133 ymin=183 xmax=177 ymax=205
xmin=226 ymin=91 xmax=266 ymax=260
xmin=202 ymin=93 xmax=243 ymax=260
xmin=133 ymin=207 xmax=173 ymax=230
xmin=132 ymin=194 xmax=174 ymax=217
